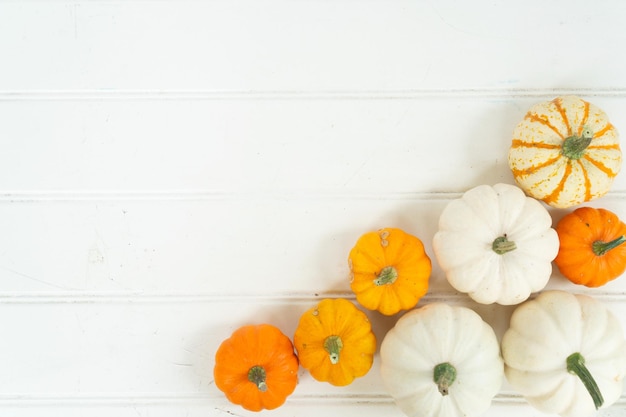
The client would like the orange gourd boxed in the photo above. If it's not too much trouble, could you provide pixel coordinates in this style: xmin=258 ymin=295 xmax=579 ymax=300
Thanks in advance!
xmin=293 ymin=298 xmax=376 ymax=386
xmin=554 ymin=206 xmax=626 ymax=287
xmin=508 ymin=96 xmax=621 ymax=208
xmin=348 ymin=227 xmax=431 ymax=315
xmin=213 ymin=324 xmax=298 ymax=411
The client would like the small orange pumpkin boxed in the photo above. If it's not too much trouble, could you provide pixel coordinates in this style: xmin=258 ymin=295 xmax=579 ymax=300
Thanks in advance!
xmin=348 ymin=227 xmax=431 ymax=315
xmin=293 ymin=298 xmax=376 ymax=386
xmin=554 ymin=206 xmax=626 ymax=287
xmin=213 ymin=324 xmax=298 ymax=411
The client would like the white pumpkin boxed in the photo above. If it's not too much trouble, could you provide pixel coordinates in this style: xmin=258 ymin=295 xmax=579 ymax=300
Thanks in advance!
xmin=502 ymin=291 xmax=626 ymax=417
xmin=380 ymin=303 xmax=504 ymax=417
xmin=432 ymin=183 xmax=559 ymax=305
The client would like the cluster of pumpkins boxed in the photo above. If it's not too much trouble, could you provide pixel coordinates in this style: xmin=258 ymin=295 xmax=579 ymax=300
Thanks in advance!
xmin=213 ymin=96 xmax=626 ymax=417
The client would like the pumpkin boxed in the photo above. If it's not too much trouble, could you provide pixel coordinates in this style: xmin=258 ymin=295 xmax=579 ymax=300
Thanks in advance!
xmin=293 ymin=298 xmax=376 ymax=386
xmin=348 ymin=227 xmax=431 ymax=315
xmin=432 ymin=183 xmax=559 ymax=305
xmin=502 ymin=290 xmax=626 ymax=417
xmin=380 ymin=303 xmax=504 ymax=417
xmin=554 ymin=206 xmax=626 ymax=287
xmin=508 ymin=95 xmax=621 ymax=208
xmin=213 ymin=324 xmax=299 ymax=411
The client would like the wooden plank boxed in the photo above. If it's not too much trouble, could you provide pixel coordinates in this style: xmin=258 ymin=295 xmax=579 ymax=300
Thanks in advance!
xmin=0 ymin=299 xmax=624 ymax=416
xmin=1 ymin=1 xmax=626 ymax=92
xmin=0 ymin=197 xmax=449 ymax=293
xmin=2 ymin=98 xmax=626 ymax=193
xmin=1 ymin=196 xmax=626 ymax=295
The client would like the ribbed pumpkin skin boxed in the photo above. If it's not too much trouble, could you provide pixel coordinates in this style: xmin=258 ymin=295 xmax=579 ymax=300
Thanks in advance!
xmin=432 ymin=183 xmax=559 ymax=305
xmin=348 ymin=228 xmax=431 ymax=316
xmin=508 ymin=96 xmax=621 ymax=208
xmin=380 ymin=303 xmax=504 ymax=417
xmin=213 ymin=324 xmax=299 ymax=411
xmin=293 ymin=298 xmax=376 ymax=386
xmin=554 ymin=207 xmax=626 ymax=287
xmin=502 ymin=291 xmax=626 ymax=417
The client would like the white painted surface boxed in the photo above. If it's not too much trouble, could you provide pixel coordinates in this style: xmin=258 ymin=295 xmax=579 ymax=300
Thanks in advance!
xmin=1 ymin=1 xmax=626 ymax=416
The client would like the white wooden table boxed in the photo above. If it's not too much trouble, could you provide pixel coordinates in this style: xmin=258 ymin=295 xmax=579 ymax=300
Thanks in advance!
xmin=1 ymin=1 xmax=625 ymax=416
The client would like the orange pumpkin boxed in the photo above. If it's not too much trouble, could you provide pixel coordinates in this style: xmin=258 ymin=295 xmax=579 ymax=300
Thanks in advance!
xmin=293 ymin=298 xmax=376 ymax=386
xmin=554 ymin=207 xmax=626 ymax=287
xmin=213 ymin=324 xmax=298 ymax=411
xmin=348 ymin=227 xmax=431 ymax=315
xmin=508 ymin=96 xmax=621 ymax=208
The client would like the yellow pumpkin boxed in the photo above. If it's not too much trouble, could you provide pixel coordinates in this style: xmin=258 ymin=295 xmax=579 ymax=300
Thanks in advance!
xmin=348 ymin=227 xmax=431 ymax=315
xmin=293 ymin=298 xmax=376 ymax=386
xmin=508 ymin=96 xmax=621 ymax=208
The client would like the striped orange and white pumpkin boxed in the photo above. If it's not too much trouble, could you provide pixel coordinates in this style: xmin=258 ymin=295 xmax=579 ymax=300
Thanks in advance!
xmin=508 ymin=96 xmax=621 ymax=208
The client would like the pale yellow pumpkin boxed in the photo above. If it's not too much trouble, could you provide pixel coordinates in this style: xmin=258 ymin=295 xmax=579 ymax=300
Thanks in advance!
xmin=508 ymin=96 xmax=621 ymax=208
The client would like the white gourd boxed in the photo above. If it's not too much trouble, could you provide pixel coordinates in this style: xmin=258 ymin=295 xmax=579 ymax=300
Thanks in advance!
xmin=380 ymin=303 xmax=504 ymax=417
xmin=432 ymin=183 xmax=559 ymax=305
xmin=502 ymin=291 xmax=626 ymax=417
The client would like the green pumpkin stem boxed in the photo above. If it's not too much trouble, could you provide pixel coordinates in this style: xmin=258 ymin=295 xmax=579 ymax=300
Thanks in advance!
xmin=592 ymin=236 xmax=626 ymax=256
xmin=324 ymin=335 xmax=343 ymax=365
xmin=566 ymin=352 xmax=604 ymax=409
xmin=562 ymin=127 xmax=594 ymax=160
xmin=492 ymin=235 xmax=517 ymax=255
xmin=248 ymin=365 xmax=268 ymax=392
xmin=373 ymin=266 xmax=398 ymax=286
xmin=433 ymin=362 xmax=457 ymax=396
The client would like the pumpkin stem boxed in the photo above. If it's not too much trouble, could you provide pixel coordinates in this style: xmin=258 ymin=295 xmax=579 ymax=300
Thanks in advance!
xmin=566 ymin=352 xmax=604 ymax=410
xmin=433 ymin=362 xmax=457 ymax=396
xmin=373 ymin=266 xmax=398 ymax=286
xmin=492 ymin=235 xmax=517 ymax=255
xmin=248 ymin=365 xmax=268 ymax=392
xmin=562 ymin=127 xmax=593 ymax=160
xmin=592 ymin=236 xmax=626 ymax=256
xmin=324 ymin=335 xmax=343 ymax=365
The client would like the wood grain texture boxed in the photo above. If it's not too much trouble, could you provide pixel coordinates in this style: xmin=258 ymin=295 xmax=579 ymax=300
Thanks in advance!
xmin=1 ymin=1 xmax=626 ymax=416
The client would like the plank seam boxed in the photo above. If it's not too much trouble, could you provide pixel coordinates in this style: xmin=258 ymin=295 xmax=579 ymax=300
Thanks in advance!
xmin=1 ymin=290 xmax=625 ymax=304
xmin=0 ymin=392 xmax=623 ymax=407
xmin=2 ymin=190 xmax=626 ymax=202
xmin=1 ymin=88 xmax=626 ymax=101
xmin=0 ymin=190 xmax=461 ymax=202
